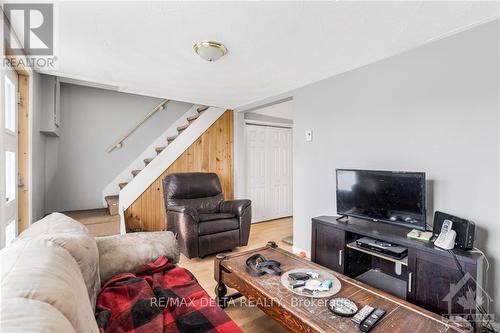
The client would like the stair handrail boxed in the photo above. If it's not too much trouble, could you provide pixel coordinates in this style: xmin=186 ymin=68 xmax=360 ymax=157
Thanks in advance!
xmin=107 ymin=99 xmax=169 ymax=153
xmin=101 ymin=103 xmax=198 ymax=204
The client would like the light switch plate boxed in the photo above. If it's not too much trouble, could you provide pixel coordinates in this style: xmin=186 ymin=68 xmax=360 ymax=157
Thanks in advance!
xmin=305 ymin=129 xmax=313 ymax=142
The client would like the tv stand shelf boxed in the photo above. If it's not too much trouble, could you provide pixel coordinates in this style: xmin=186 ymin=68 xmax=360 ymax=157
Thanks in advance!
xmin=311 ymin=216 xmax=482 ymax=322
xmin=346 ymin=241 xmax=408 ymax=266
xmin=356 ymin=269 xmax=407 ymax=300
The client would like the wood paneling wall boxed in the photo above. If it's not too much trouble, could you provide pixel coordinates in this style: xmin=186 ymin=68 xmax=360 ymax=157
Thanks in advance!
xmin=124 ymin=110 xmax=234 ymax=231
xmin=18 ymin=75 xmax=29 ymax=233
xmin=5 ymin=46 xmax=30 ymax=233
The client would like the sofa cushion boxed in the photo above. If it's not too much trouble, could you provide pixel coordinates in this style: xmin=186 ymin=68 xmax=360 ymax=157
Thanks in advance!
xmin=16 ymin=213 xmax=100 ymax=309
xmin=96 ymin=231 xmax=179 ymax=284
xmin=18 ymin=212 xmax=90 ymax=236
xmin=0 ymin=239 xmax=99 ymax=333
xmin=198 ymin=212 xmax=236 ymax=222
xmin=0 ymin=297 xmax=77 ymax=333
xmin=198 ymin=218 xmax=239 ymax=236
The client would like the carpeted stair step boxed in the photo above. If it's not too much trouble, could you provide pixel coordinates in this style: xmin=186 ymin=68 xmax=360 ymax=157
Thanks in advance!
xmin=166 ymin=135 xmax=177 ymax=143
xmin=64 ymin=209 xmax=120 ymax=236
xmin=177 ymin=123 xmax=189 ymax=132
xmin=104 ymin=195 xmax=119 ymax=216
xmin=187 ymin=114 xmax=199 ymax=123
xmin=197 ymin=105 xmax=209 ymax=113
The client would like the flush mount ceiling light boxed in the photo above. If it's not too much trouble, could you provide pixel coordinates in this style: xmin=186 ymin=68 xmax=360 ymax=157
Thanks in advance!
xmin=193 ymin=41 xmax=228 ymax=62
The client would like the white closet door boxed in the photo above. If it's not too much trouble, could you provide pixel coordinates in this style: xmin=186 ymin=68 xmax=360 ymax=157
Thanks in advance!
xmin=246 ymin=126 xmax=268 ymax=221
xmin=246 ymin=125 xmax=292 ymax=223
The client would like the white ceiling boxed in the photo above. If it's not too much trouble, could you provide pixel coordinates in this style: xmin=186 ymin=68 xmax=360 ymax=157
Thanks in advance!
xmin=251 ymin=100 xmax=294 ymax=120
xmin=36 ymin=2 xmax=499 ymax=109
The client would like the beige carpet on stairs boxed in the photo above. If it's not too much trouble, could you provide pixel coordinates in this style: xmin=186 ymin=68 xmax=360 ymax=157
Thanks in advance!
xmin=64 ymin=209 xmax=120 ymax=237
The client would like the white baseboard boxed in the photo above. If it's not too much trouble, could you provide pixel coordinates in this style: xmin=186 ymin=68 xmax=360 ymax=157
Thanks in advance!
xmin=292 ymin=246 xmax=311 ymax=259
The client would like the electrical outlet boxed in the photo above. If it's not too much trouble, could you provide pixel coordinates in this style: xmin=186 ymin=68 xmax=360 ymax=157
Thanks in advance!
xmin=305 ymin=129 xmax=312 ymax=142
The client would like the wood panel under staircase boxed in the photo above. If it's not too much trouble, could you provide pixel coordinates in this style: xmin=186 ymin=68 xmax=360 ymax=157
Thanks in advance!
xmin=124 ymin=110 xmax=234 ymax=232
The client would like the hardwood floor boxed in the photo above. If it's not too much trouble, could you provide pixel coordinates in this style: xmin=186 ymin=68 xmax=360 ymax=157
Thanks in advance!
xmin=179 ymin=217 xmax=293 ymax=333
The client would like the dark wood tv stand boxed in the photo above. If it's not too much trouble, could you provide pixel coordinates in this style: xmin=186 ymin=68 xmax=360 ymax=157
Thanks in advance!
xmin=311 ymin=216 xmax=483 ymax=320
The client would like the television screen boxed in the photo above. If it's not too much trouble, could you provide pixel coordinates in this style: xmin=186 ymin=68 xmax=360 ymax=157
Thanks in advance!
xmin=336 ymin=169 xmax=426 ymax=230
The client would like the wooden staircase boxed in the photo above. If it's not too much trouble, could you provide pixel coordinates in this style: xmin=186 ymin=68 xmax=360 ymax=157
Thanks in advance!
xmin=103 ymin=105 xmax=209 ymax=227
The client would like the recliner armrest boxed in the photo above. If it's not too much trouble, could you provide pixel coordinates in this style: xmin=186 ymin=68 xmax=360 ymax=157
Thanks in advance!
xmin=220 ymin=199 xmax=252 ymax=247
xmin=167 ymin=205 xmax=199 ymax=222
xmin=219 ymin=199 xmax=251 ymax=217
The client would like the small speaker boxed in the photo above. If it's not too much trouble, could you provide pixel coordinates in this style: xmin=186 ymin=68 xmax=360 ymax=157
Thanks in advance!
xmin=432 ymin=211 xmax=475 ymax=250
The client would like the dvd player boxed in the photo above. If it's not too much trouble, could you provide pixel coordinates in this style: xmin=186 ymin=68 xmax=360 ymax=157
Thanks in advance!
xmin=355 ymin=237 xmax=408 ymax=259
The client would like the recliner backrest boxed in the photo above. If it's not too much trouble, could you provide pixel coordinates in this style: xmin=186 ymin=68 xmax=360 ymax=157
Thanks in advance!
xmin=163 ymin=172 xmax=224 ymax=213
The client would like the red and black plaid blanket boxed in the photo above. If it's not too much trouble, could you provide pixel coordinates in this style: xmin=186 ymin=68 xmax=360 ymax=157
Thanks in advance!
xmin=95 ymin=256 xmax=242 ymax=333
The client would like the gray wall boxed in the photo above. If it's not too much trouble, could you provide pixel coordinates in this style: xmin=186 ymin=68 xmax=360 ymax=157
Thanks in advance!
xmin=233 ymin=111 xmax=246 ymax=199
xmin=293 ymin=20 xmax=499 ymax=314
xmin=31 ymin=73 xmax=47 ymax=221
xmin=45 ymin=83 xmax=191 ymax=212
xmin=0 ymin=19 xmax=5 ymax=238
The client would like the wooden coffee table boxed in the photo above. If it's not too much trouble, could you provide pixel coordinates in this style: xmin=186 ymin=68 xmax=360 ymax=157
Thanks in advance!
xmin=214 ymin=242 xmax=466 ymax=333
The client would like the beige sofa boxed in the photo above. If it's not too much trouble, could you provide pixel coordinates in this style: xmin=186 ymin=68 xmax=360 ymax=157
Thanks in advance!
xmin=0 ymin=213 xmax=179 ymax=333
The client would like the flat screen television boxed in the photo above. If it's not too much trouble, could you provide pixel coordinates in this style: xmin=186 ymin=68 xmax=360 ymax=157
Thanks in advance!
xmin=336 ymin=169 xmax=426 ymax=230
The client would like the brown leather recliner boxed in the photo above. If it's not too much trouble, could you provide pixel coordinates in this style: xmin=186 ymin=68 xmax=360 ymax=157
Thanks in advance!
xmin=162 ymin=172 xmax=251 ymax=258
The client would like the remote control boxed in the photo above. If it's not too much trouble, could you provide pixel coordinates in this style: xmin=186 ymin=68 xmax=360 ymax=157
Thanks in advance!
xmin=291 ymin=281 xmax=306 ymax=289
xmin=359 ymin=308 xmax=385 ymax=332
xmin=351 ymin=305 xmax=374 ymax=324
